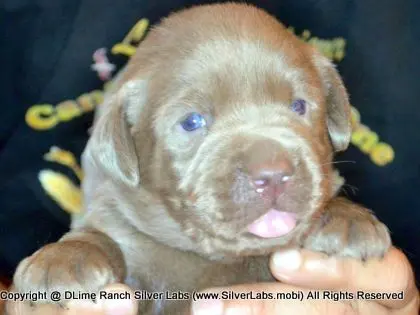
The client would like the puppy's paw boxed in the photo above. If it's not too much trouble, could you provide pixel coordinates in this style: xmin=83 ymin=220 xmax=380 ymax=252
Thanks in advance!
xmin=13 ymin=241 xmax=121 ymax=307
xmin=302 ymin=198 xmax=391 ymax=261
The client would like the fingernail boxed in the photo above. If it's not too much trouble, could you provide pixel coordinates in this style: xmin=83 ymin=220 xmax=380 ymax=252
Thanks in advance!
xmin=191 ymin=298 xmax=224 ymax=315
xmin=272 ymin=249 xmax=302 ymax=271
xmin=101 ymin=294 xmax=134 ymax=315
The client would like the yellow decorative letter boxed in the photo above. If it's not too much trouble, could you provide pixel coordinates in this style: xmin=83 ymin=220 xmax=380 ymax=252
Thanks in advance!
xmin=25 ymin=104 xmax=58 ymax=130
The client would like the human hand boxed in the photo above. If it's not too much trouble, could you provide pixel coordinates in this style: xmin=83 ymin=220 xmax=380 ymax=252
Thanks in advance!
xmin=191 ymin=247 xmax=419 ymax=315
xmin=4 ymin=247 xmax=418 ymax=315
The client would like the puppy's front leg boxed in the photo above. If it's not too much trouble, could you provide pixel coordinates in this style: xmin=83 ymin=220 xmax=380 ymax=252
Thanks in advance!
xmin=302 ymin=197 xmax=392 ymax=260
xmin=12 ymin=228 xmax=125 ymax=306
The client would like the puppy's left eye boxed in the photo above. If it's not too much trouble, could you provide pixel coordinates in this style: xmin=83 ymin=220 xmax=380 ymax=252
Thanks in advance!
xmin=291 ymin=99 xmax=306 ymax=116
xmin=180 ymin=112 xmax=207 ymax=131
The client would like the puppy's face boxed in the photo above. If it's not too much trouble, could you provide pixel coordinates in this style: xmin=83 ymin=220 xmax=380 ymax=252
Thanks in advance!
xmin=88 ymin=4 xmax=351 ymax=259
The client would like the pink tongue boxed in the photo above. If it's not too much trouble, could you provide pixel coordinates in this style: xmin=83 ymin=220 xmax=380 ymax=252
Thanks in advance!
xmin=247 ymin=209 xmax=297 ymax=238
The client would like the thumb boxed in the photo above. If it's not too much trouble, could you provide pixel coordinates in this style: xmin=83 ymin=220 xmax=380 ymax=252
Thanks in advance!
xmin=270 ymin=247 xmax=419 ymax=310
xmin=97 ymin=284 xmax=138 ymax=315
xmin=269 ymin=248 xmax=349 ymax=289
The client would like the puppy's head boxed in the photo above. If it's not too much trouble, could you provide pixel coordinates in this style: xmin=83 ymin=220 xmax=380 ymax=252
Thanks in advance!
xmin=88 ymin=3 xmax=351 ymax=259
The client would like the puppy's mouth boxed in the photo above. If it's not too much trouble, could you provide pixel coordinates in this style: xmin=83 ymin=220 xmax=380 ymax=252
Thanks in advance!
xmin=246 ymin=208 xmax=297 ymax=238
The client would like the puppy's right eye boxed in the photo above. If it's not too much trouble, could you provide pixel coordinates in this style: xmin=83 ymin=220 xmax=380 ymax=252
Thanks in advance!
xmin=180 ymin=112 xmax=207 ymax=131
xmin=290 ymin=99 xmax=306 ymax=116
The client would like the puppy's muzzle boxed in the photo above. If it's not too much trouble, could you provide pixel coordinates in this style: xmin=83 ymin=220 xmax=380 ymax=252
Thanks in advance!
xmin=245 ymin=139 xmax=295 ymax=205
xmin=231 ymin=138 xmax=301 ymax=239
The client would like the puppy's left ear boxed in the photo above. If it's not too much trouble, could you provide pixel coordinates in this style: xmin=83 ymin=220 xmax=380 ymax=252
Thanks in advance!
xmin=314 ymin=53 xmax=352 ymax=152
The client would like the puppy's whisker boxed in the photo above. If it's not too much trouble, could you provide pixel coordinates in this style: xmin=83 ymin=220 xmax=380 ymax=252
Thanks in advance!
xmin=343 ymin=183 xmax=359 ymax=194
xmin=319 ymin=160 xmax=356 ymax=166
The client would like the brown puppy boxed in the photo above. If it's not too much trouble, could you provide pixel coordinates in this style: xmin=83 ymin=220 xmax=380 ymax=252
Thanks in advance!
xmin=12 ymin=3 xmax=391 ymax=314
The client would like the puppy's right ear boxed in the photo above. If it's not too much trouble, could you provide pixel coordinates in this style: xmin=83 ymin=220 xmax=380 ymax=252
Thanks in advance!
xmin=86 ymin=80 xmax=147 ymax=187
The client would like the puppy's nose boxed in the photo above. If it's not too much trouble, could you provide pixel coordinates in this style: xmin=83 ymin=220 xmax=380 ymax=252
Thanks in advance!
xmin=249 ymin=159 xmax=294 ymax=197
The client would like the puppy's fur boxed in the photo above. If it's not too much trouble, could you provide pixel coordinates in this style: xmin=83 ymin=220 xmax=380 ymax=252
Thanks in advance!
xmin=12 ymin=3 xmax=391 ymax=314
